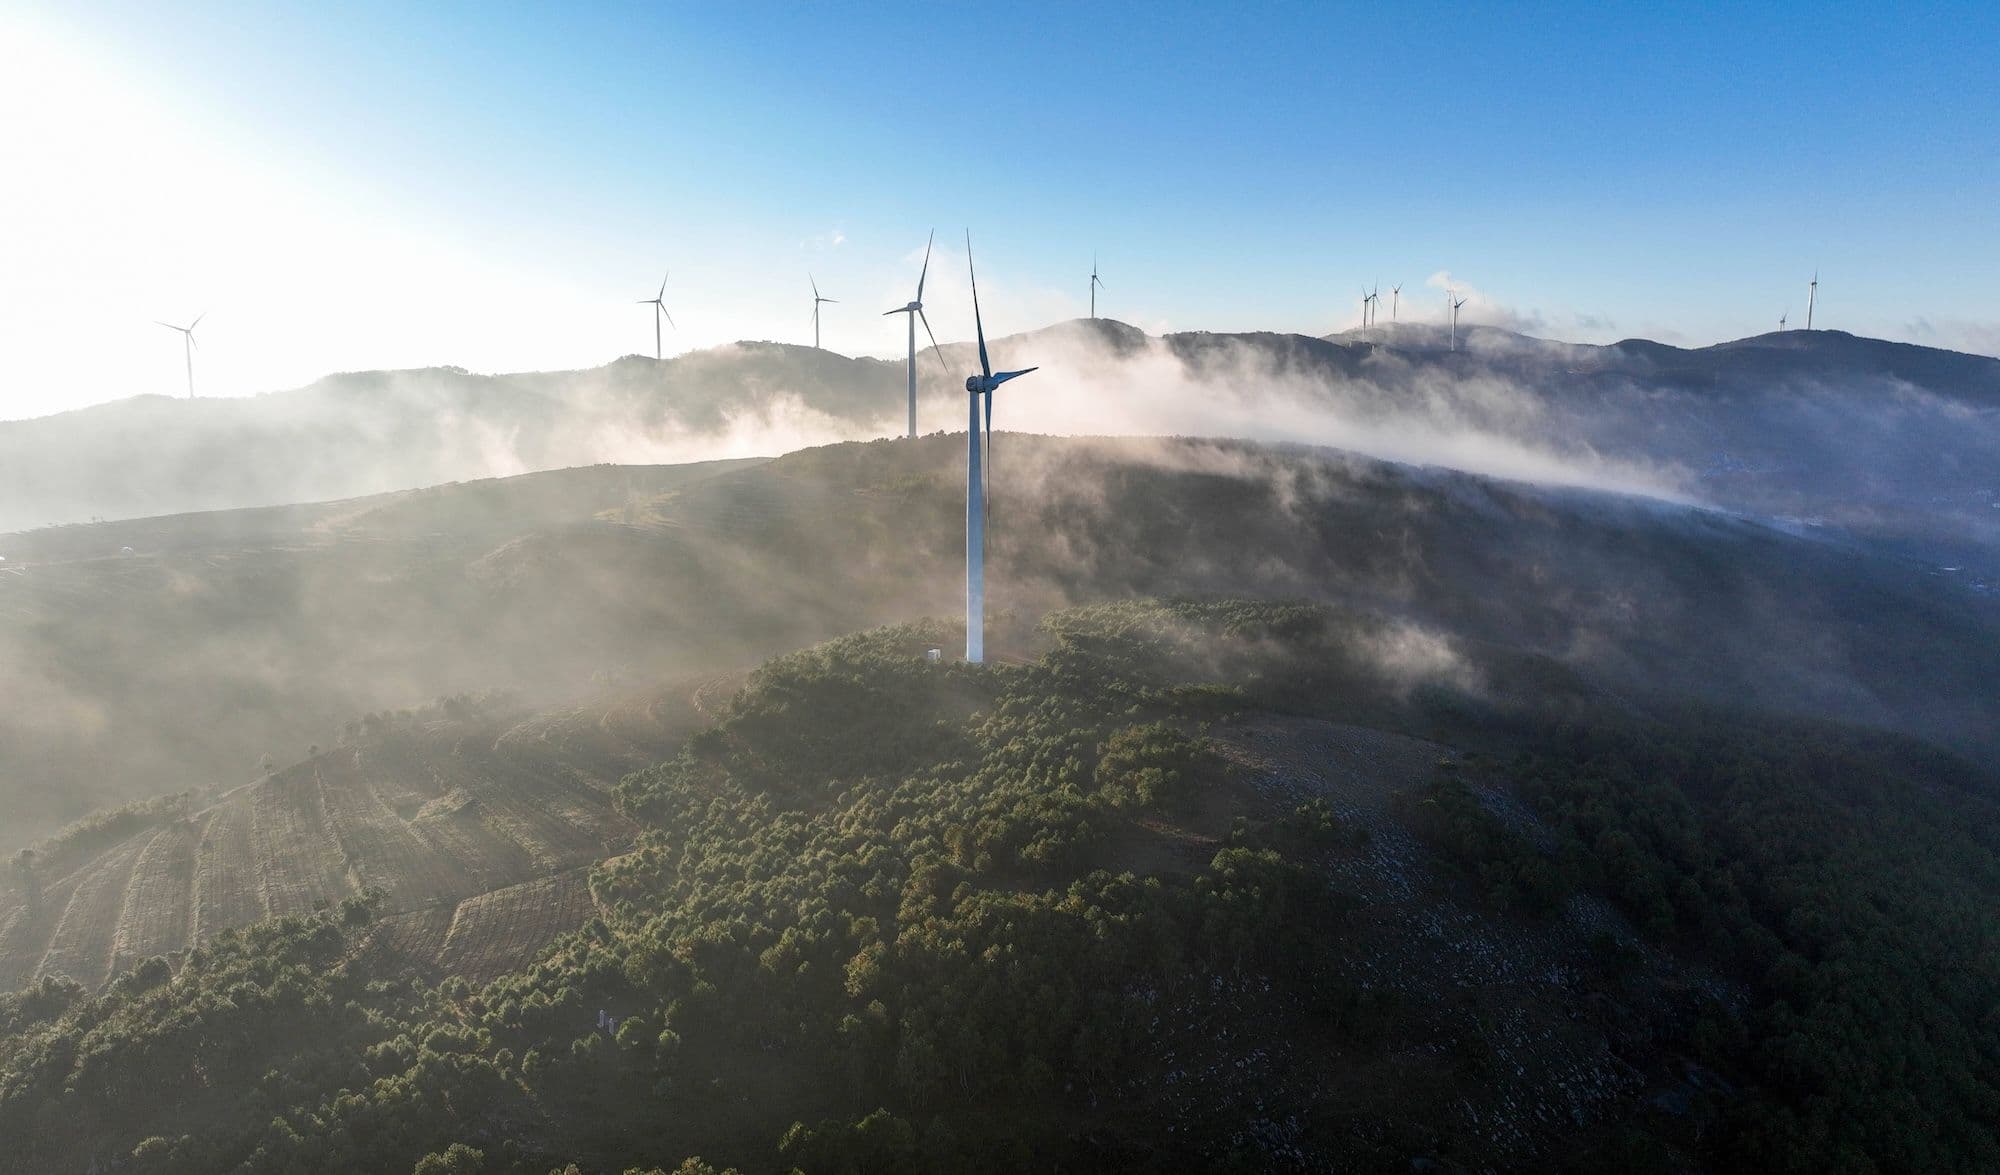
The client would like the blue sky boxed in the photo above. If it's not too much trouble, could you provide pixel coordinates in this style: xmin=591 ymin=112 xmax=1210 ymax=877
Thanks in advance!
xmin=3 ymin=1 xmax=1997 ymax=416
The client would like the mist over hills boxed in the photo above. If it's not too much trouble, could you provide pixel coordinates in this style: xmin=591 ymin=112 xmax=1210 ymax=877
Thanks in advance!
xmin=7 ymin=323 xmax=1998 ymax=577
xmin=6 ymin=427 xmax=2000 ymax=1171
xmin=4 ymin=433 xmax=1995 ymax=858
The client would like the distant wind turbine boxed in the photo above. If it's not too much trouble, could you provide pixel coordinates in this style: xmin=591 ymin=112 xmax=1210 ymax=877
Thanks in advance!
xmin=1361 ymin=287 xmax=1373 ymax=329
xmin=1779 ymin=309 xmax=1788 ymax=331
xmin=883 ymin=230 xmax=946 ymax=438
xmin=1450 ymin=292 xmax=1468 ymax=351
xmin=1371 ymin=283 xmax=1380 ymax=328
xmin=811 ymin=276 xmax=837 ymax=350
xmin=636 ymin=273 xmax=674 ymax=360
xmin=1391 ymin=283 xmax=1402 ymax=323
xmin=1090 ymin=255 xmax=1105 ymax=319
xmin=155 ymin=312 xmax=206 ymax=398
xmin=962 ymin=232 xmax=1037 ymax=664
xmin=1805 ymin=271 xmax=1818 ymax=331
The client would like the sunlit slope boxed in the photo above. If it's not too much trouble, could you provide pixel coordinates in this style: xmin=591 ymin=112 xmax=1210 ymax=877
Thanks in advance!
xmin=0 ymin=684 xmax=707 ymax=991
xmin=0 ymin=459 xmax=763 ymax=846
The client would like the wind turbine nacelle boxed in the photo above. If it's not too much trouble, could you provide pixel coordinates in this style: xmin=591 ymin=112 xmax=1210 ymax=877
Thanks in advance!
xmin=966 ymin=376 xmax=985 ymax=394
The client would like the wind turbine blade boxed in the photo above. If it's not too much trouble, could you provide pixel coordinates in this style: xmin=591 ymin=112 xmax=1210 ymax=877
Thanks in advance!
xmin=811 ymin=275 xmax=820 ymax=299
xmin=155 ymin=321 xmax=182 ymax=332
xmin=883 ymin=307 xmax=904 ymax=316
xmin=991 ymin=367 xmax=1038 ymax=384
xmin=662 ymin=308 xmax=674 ymax=328
xmin=658 ymin=275 xmax=668 ymax=300
xmin=967 ymin=231 xmax=991 ymax=379
xmin=917 ymin=228 xmax=933 ymax=302
xmin=918 ymin=307 xmax=948 ymax=378
xmin=825 ymin=298 xmax=838 ymax=304
xmin=190 ymin=311 xmax=207 ymax=331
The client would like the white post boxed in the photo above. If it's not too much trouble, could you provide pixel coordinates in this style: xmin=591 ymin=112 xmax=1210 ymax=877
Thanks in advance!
xmin=966 ymin=391 xmax=984 ymax=663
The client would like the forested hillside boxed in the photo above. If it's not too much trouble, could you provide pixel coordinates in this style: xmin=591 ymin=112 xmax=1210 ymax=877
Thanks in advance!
xmin=4 ymin=601 xmax=1997 ymax=1173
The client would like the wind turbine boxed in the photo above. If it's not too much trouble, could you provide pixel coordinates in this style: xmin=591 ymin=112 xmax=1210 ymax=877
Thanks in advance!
xmin=1371 ymin=283 xmax=1380 ymax=328
xmin=1450 ymin=292 xmax=1468 ymax=351
xmin=1361 ymin=287 xmax=1373 ymax=329
xmin=1391 ymin=283 xmax=1402 ymax=323
xmin=1779 ymin=309 xmax=1788 ymax=332
xmin=883 ymin=230 xmax=946 ymax=439
xmin=1805 ymin=271 xmax=1818 ymax=331
xmin=811 ymin=276 xmax=837 ymax=350
xmin=962 ymin=232 xmax=1037 ymax=664
xmin=155 ymin=312 xmax=206 ymax=398
xmin=636 ymin=273 xmax=674 ymax=360
xmin=1090 ymin=255 xmax=1105 ymax=319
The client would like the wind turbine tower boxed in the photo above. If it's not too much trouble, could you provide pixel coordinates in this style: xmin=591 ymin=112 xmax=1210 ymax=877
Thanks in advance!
xmin=811 ymin=276 xmax=837 ymax=350
xmin=636 ymin=273 xmax=674 ymax=360
xmin=1450 ymin=292 xmax=1468 ymax=351
xmin=155 ymin=312 xmax=206 ymax=398
xmin=883 ymin=230 xmax=944 ymax=439
xmin=1090 ymin=255 xmax=1105 ymax=319
xmin=1805 ymin=271 xmax=1818 ymax=331
xmin=961 ymin=232 xmax=1037 ymax=664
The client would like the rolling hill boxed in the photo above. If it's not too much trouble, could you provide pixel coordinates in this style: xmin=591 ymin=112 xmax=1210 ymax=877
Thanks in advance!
xmin=1 ymin=424 xmax=1998 ymax=1171
xmin=4 ymin=432 xmax=1997 ymax=858
xmin=3 ymin=601 xmax=1997 ymax=1173
xmin=7 ymin=324 xmax=1998 ymax=575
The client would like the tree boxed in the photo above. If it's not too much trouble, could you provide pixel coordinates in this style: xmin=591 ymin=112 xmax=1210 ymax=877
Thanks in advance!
xmin=411 ymin=1142 xmax=484 ymax=1174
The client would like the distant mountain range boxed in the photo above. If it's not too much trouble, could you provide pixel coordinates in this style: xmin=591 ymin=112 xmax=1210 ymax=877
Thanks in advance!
xmin=6 ymin=323 xmax=1997 ymax=573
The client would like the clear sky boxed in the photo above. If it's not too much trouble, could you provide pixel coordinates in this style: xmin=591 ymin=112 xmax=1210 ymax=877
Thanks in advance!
xmin=3 ymin=1 xmax=1997 ymax=419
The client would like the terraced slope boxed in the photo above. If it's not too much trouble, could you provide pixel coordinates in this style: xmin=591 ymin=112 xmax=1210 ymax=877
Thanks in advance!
xmin=0 ymin=682 xmax=713 ymax=992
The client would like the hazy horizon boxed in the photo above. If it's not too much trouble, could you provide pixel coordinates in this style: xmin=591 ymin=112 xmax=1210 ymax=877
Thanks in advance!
xmin=5 ymin=3 xmax=1998 ymax=420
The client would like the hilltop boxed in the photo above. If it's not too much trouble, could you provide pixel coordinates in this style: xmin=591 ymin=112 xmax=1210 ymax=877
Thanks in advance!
xmin=4 ymin=433 xmax=1996 ymax=857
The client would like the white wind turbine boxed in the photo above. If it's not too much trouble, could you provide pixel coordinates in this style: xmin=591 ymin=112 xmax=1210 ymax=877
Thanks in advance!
xmin=883 ymin=230 xmax=946 ymax=438
xmin=1391 ymin=283 xmax=1402 ymax=323
xmin=1805 ymin=271 xmax=1818 ymax=331
xmin=155 ymin=312 xmax=206 ymax=398
xmin=1090 ymin=255 xmax=1105 ymax=319
xmin=1450 ymin=292 xmax=1468 ymax=351
xmin=961 ymin=232 xmax=1037 ymax=664
xmin=811 ymin=276 xmax=837 ymax=349
xmin=636 ymin=273 xmax=674 ymax=360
